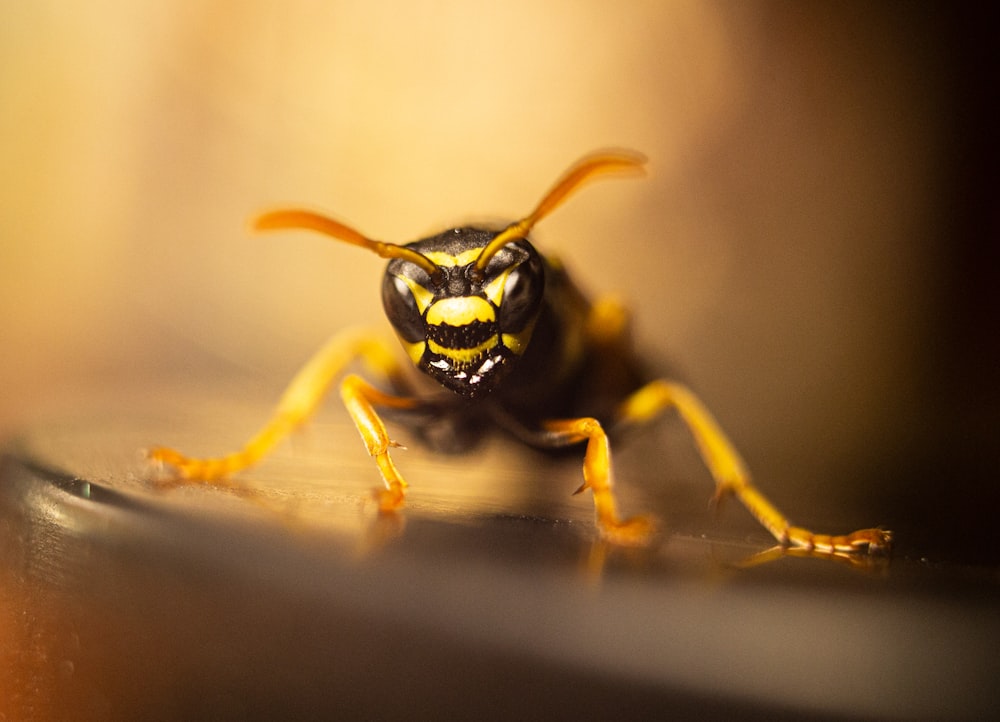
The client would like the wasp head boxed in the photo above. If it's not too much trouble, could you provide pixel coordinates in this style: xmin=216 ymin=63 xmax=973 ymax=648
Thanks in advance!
xmin=381 ymin=228 xmax=544 ymax=399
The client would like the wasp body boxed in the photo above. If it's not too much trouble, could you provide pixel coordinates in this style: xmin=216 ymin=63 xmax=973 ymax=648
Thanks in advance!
xmin=151 ymin=151 xmax=891 ymax=553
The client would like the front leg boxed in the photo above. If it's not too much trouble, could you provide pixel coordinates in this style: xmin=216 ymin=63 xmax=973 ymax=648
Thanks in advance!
xmin=149 ymin=329 xmax=410 ymax=482
xmin=339 ymin=373 xmax=422 ymax=511
xmin=616 ymin=379 xmax=892 ymax=555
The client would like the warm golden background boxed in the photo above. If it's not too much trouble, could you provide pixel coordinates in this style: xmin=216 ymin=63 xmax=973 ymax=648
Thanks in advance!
xmin=1 ymin=2 xmax=993 ymax=560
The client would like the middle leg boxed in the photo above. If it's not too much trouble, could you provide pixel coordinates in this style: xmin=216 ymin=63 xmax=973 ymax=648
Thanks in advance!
xmin=616 ymin=379 xmax=891 ymax=555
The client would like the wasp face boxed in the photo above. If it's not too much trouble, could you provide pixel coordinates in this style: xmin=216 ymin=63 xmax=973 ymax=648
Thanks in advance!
xmin=381 ymin=227 xmax=545 ymax=399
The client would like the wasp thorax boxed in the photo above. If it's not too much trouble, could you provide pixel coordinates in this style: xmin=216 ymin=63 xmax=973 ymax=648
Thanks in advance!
xmin=380 ymin=227 xmax=545 ymax=399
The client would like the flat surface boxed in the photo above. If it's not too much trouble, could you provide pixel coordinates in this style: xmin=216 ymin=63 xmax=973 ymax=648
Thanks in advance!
xmin=2 ymin=387 xmax=998 ymax=720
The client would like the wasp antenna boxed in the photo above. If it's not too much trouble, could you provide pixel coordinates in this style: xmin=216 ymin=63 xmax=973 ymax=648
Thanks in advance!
xmin=254 ymin=208 xmax=441 ymax=279
xmin=528 ymin=149 xmax=647 ymax=226
xmin=254 ymin=209 xmax=375 ymax=247
xmin=475 ymin=149 xmax=647 ymax=272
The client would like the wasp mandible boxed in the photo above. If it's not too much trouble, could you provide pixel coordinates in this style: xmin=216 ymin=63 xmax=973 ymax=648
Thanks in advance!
xmin=150 ymin=150 xmax=891 ymax=554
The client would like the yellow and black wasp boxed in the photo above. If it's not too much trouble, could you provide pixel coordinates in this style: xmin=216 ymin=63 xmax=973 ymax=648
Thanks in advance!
xmin=150 ymin=150 xmax=891 ymax=554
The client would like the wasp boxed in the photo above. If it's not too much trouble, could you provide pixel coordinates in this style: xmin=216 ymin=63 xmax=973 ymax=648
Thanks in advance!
xmin=150 ymin=150 xmax=891 ymax=554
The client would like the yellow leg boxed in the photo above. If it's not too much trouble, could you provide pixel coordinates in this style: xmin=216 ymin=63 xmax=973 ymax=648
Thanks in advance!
xmin=148 ymin=329 xmax=408 ymax=482
xmin=584 ymin=293 xmax=631 ymax=344
xmin=617 ymin=380 xmax=892 ymax=555
xmin=339 ymin=373 xmax=420 ymax=511
xmin=542 ymin=417 xmax=657 ymax=547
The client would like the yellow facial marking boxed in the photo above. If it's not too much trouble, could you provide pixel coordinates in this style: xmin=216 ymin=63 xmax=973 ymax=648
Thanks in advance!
xmin=396 ymin=274 xmax=436 ymax=314
xmin=428 ymin=337 xmax=499 ymax=364
xmin=501 ymin=312 xmax=538 ymax=356
xmin=500 ymin=332 xmax=526 ymax=356
xmin=399 ymin=338 xmax=427 ymax=366
xmin=425 ymin=296 xmax=496 ymax=327
xmin=483 ymin=269 xmax=510 ymax=307
xmin=422 ymin=248 xmax=484 ymax=268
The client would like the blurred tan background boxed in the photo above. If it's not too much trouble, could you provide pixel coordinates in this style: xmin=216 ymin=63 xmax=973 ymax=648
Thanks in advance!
xmin=1 ymin=2 xmax=994 ymax=559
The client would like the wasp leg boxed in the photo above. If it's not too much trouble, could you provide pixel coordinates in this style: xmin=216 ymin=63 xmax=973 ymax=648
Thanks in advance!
xmin=616 ymin=380 xmax=892 ymax=555
xmin=542 ymin=417 xmax=657 ymax=547
xmin=149 ymin=329 xmax=410 ymax=482
xmin=339 ymin=373 xmax=422 ymax=511
xmin=584 ymin=293 xmax=632 ymax=344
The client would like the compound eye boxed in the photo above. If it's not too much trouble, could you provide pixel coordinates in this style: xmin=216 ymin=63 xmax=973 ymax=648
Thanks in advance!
xmin=497 ymin=253 xmax=544 ymax=333
xmin=381 ymin=273 xmax=426 ymax=343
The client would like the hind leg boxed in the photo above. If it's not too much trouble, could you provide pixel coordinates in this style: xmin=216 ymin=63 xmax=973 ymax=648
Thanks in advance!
xmin=616 ymin=379 xmax=892 ymax=555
